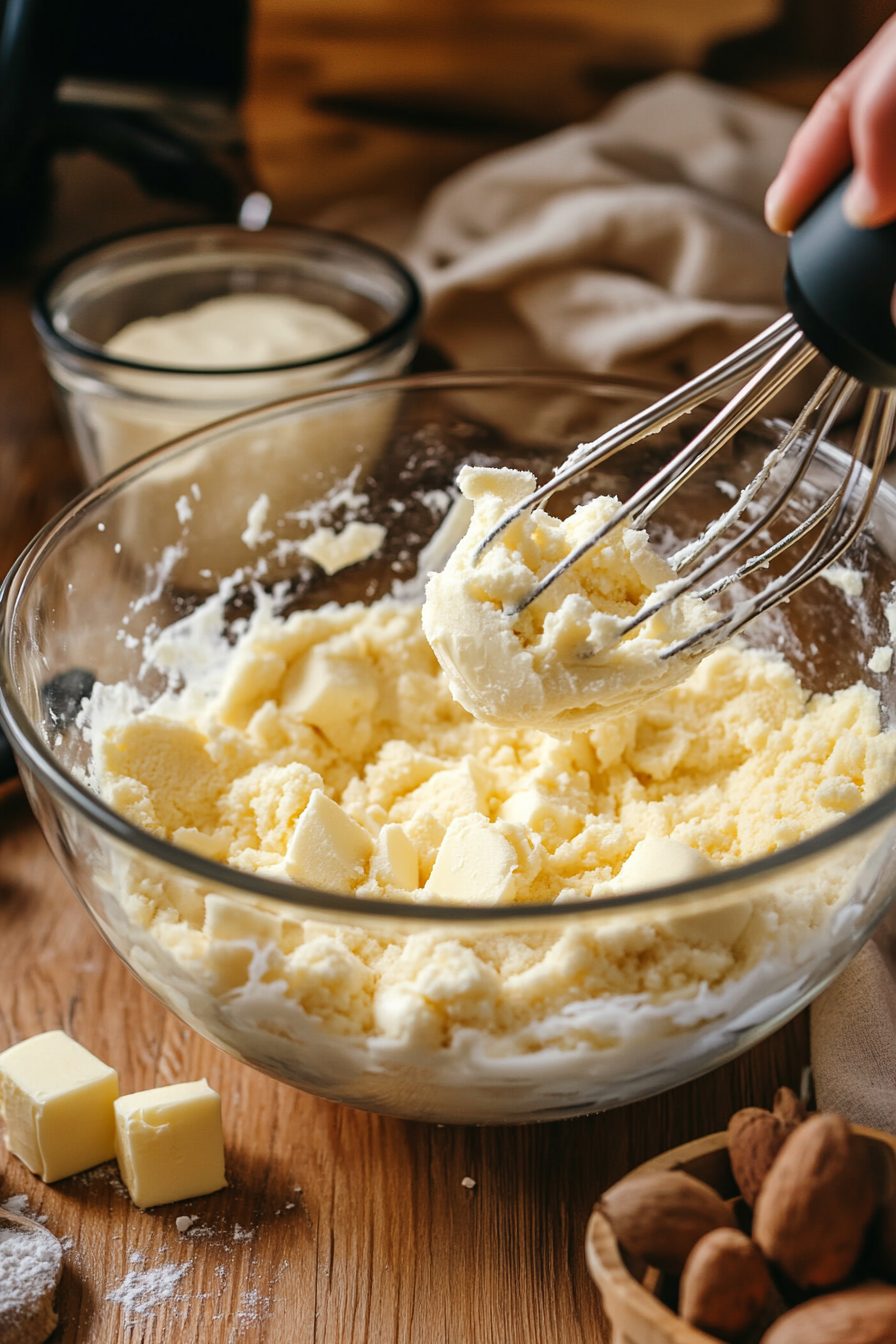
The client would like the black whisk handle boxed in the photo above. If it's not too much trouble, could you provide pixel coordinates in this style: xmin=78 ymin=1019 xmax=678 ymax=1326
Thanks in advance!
xmin=785 ymin=173 xmax=896 ymax=390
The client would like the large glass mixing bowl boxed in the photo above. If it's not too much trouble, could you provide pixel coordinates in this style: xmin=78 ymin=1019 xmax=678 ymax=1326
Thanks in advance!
xmin=3 ymin=371 xmax=896 ymax=1125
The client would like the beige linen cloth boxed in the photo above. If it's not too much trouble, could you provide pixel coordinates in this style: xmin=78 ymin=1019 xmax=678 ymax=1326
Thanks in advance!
xmin=408 ymin=73 xmax=805 ymax=397
xmin=408 ymin=73 xmax=896 ymax=1129
xmin=812 ymin=908 xmax=896 ymax=1132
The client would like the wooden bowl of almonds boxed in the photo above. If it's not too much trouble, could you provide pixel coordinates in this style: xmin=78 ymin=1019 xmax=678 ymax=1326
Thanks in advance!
xmin=586 ymin=1089 xmax=896 ymax=1344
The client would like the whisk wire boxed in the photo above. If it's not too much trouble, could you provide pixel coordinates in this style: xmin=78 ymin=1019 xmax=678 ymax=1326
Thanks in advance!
xmin=669 ymin=367 xmax=851 ymax=572
xmin=604 ymin=370 xmax=856 ymax=643
xmin=660 ymin=388 xmax=896 ymax=660
xmin=471 ymin=277 xmax=896 ymax=670
xmin=514 ymin=324 xmax=815 ymax=614
xmin=472 ymin=314 xmax=802 ymax=563
xmin=631 ymin=329 xmax=817 ymax=530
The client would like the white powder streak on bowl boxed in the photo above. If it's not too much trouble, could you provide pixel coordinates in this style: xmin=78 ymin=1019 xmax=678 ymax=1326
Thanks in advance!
xmin=870 ymin=645 xmax=894 ymax=673
xmin=297 ymin=520 xmax=386 ymax=574
xmin=822 ymin=564 xmax=865 ymax=597
xmin=886 ymin=597 xmax=896 ymax=644
xmin=241 ymin=494 xmax=273 ymax=549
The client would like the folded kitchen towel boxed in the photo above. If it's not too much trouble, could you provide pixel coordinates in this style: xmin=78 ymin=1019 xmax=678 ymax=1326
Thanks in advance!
xmin=811 ymin=902 xmax=896 ymax=1134
xmin=409 ymin=72 xmax=806 ymax=399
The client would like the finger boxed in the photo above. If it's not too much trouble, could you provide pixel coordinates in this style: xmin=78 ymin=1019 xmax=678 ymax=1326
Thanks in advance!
xmin=845 ymin=22 xmax=896 ymax=226
xmin=765 ymin=67 xmax=860 ymax=233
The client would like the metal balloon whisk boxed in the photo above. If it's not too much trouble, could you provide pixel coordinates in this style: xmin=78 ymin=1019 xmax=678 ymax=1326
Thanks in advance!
xmin=475 ymin=175 xmax=896 ymax=666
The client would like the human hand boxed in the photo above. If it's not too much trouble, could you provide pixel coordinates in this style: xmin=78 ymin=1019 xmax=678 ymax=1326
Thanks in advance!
xmin=765 ymin=14 xmax=896 ymax=234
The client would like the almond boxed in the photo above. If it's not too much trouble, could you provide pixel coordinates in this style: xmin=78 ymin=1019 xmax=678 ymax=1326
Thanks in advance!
xmin=753 ymin=1112 xmax=877 ymax=1288
xmin=728 ymin=1107 xmax=787 ymax=1207
xmin=772 ymin=1086 xmax=806 ymax=1132
xmin=679 ymin=1226 xmax=774 ymax=1342
xmin=760 ymin=1282 xmax=896 ymax=1343
xmin=600 ymin=1170 xmax=736 ymax=1275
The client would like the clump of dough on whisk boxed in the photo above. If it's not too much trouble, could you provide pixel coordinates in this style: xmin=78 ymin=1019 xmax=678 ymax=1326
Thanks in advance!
xmin=422 ymin=465 xmax=712 ymax=733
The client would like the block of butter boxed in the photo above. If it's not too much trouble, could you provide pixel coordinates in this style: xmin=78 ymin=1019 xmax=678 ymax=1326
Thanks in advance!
xmin=114 ymin=1079 xmax=227 ymax=1209
xmin=0 ymin=1030 xmax=119 ymax=1182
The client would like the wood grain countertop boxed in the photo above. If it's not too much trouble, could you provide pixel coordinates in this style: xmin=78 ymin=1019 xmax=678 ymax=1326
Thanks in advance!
xmin=0 ymin=43 xmax=813 ymax=1341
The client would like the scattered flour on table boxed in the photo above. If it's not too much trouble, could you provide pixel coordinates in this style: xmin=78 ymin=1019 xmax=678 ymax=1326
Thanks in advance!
xmin=107 ymin=1263 xmax=191 ymax=1316
xmin=72 ymin=1160 xmax=129 ymax=1197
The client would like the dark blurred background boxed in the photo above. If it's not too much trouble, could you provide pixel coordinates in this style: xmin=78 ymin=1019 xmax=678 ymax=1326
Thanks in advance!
xmin=2 ymin=0 xmax=895 ymax=264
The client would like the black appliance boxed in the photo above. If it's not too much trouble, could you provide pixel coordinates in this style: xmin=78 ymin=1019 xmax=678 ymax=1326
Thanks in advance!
xmin=0 ymin=0 xmax=260 ymax=257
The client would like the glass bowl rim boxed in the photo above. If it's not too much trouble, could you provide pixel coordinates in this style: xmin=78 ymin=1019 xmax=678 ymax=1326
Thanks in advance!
xmin=2 ymin=366 xmax=895 ymax=925
xmin=31 ymin=220 xmax=423 ymax=378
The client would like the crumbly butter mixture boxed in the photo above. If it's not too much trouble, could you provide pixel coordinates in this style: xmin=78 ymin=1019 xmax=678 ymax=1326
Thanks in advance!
xmin=422 ymin=465 xmax=712 ymax=732
xmin=90 ymin=587 xmax=896 ymax=1049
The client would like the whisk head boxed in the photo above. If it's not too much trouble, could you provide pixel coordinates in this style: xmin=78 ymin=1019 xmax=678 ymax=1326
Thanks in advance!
xmin=472 ymin=312 xmax=896 ymax=664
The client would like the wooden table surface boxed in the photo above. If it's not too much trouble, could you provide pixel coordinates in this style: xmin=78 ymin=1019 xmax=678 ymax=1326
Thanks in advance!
xmin=0 ymin=26 xmax=814 ymax=1343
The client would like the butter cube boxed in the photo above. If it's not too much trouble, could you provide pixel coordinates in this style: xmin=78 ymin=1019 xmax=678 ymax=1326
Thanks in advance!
xmin=498 ymin=788 xmax=580 ymax=840
xmin=0 ymin=1031 xmax=119 ymax=1182
xmin=612 ymin=838 xmax=716 ymax=893
xmin=285 ymin=789 xmax=373 ymax=892
xmin=370 ymin=823 xmax=419 ymax=891
xmin=202 ymin=895 xmax=284 ymax=992
xmin=281 ymin=646 xmax=378 ymax=753
xmin=425 ymin=814 xmax=518 ymax=905
xmin=114 ymin=1079 xmax=227 ymax=1209
xmin=406 ymin=760 xmax=489 ymax=827
xmin=611 ymin=838 xmax=752 ymax=944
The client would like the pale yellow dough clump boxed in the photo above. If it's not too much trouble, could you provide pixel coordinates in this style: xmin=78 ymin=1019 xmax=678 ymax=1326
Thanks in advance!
xmin=89 ymin=589 xmax=896 ymax=1050
xmin=422 ymin=465 xmax=712 ymax=733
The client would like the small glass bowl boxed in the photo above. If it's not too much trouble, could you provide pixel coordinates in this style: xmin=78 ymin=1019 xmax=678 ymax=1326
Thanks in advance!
xmin=32 ymin=223 xmax=422 ymax=483
xmin=3 ymin=371 xmax=896 ymax=1125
